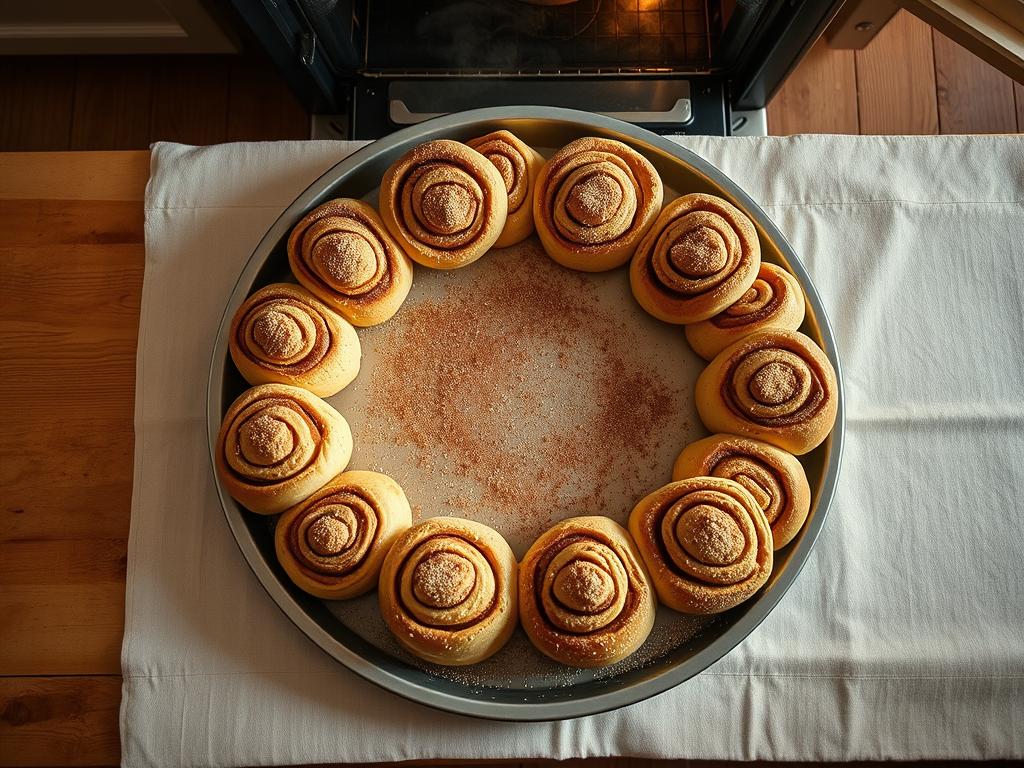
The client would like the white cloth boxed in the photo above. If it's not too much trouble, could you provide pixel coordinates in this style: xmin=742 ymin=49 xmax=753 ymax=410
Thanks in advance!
xmin=123 ymin=136 xmax=1024 ymax=766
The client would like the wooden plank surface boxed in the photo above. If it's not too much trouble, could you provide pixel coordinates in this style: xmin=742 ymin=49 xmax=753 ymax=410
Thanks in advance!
xmin=855 ymin=10 xmax=939 ymax=134
xmin=226 ymin=58 xmax=309 ymax=142
xmin=766 ymin=38 xmax=860 ymax=134
xmin=0 ymin=151 xmax=146 ymax=764
xmin=1016 ymin=81 xmax=1024 ymax=130
xmin=0 ymin=57 xmax=76 ymax=152
xmin=933 ymin=28 xmax=1019 ymax=133
xmin=70 ymin=59 xmax=155 ymax=151
xmin=151 ymin=56 xmax=231 ymax=146
xmin=0 ymin=677 xmax=122 ymax=767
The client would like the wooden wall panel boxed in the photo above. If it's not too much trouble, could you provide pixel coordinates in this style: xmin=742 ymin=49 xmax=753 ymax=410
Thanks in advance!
xmin=767 ymin=39 xmax=859 ymax=134
xmin=0 ymin=57 xmax=76 ymax=151
xmin=855 ymin=10 xmax=938 ymax=134
xmin=70 ymin=58 xmax=155 ymax=150
xmin=933 ymin=30 xmax=1019 ymax=133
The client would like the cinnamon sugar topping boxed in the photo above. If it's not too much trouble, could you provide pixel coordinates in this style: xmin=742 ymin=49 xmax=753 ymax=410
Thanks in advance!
xmin=251 ymin=310 xmax=303 ymax=359
xmin=314 ymin=231 xmax=377 ymax=288
xmin=671 ymin=227 xmax=727 ymax=277
xmin=750 ymin=361 xmax=798 ymax=404
xmin=307 ymin=514 xmax=353 ymax=556
xmin=421 ymin=183 xmax=476 ymax=234
xmin=413 ymin=552 xmax=475 ymax=608
xmin=678 ymin=505 xmax=743 ymax=566
xmin=566 ymin=173 xmax=621 ymax=226
xmin=239 ymin=414 xmax=292 ymax=464
xmin=553 ymin=560 xmax=613 ymax=613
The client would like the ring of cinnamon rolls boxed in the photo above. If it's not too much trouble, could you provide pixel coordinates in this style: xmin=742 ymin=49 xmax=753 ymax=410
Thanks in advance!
xmin=214 ymin=128 xmax=839 ymax=670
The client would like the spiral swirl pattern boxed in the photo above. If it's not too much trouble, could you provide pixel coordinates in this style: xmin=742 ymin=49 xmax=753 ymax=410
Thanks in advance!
xmin=215 ymin=383 xmax=351 ymax=515
xmin=467 ymin=130 xmax=544 ymax=248
xmin=287 ymin=198 xmax=413 ymax=327
xmin=534 ymin=137 xmax=663 ymax=272
xmin=229 ymin=283 xmax=360 ymax=397
xmin=275 ymin=471 xmax=411 ymax=599
xmin=379 ymin=139 xmax=508 ymax=269
xmin=379 ymin=517 xmax=517 ymax=665
xmin=695 ymin=329 xmax=839 ymax=455
xmin=519 ymin=517 xmax=656 ymax=668
xmin=629 ymin=477 xmax=773 ymax=614
xmin=672 ymin=434 xmax=811 ymax=550
xmin=630 ymin=193 xmax=761 ymax=324
xmin=685 ymin=263 xmax=806 ymax=359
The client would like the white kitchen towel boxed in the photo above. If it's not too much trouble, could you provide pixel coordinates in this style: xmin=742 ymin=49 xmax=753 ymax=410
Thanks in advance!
xmin=123 ymin=135 xmax=1024 ymax=766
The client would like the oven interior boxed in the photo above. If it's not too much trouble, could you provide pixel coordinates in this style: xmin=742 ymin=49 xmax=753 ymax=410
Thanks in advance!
xmin=235 ymin=0 xmax=840 ymax=137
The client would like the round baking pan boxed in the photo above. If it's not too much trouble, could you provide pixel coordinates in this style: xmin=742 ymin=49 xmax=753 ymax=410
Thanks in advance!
xmin=207 ymin=106 xmax=845 ymax=721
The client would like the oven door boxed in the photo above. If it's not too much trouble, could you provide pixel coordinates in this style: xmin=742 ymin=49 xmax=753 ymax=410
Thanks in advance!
xmin=225 ymin=0 xmax=842 ymax=138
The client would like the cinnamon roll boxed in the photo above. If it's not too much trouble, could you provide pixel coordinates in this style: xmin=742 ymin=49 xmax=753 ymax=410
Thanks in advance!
xmin=466 ymin=130 xmax=545 ymax=248
xmin=378 ymin=517 xmax=517 ymax=665
xmin=519 ymin=516 xmax=656 ymax=668
xmin=685 ymin=263 xmax=805 ymax=360
xmin=629 ymin=477 xmax=773 ymax=614
xmin=695 ymin=330 xmax=839 ymax=456
xmin=275 ymin=471 xmax=412 ymax=599
xmin=229 ymin=283 xmax=361 ymax=397
xmin=672 ymin=434 xmax=810 ymax=550
xmin=533 ymin=137 xmax=663 ymax=272
xmin=287 ymin=198 xmax=414 ymax=327
xmin=630 ymin=193 xmax=761 ymax=324
xmin=379 ymin=139 xmax=508 ymax=269
xmin=215 ymin=383 xmax=352 ymax=515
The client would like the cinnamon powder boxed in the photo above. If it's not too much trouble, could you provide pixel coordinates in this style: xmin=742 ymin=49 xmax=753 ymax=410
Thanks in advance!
xmin=338 ymin=238 xmax=697 ymax=553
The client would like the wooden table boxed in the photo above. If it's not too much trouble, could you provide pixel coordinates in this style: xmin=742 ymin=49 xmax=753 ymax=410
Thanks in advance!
xmin=1 ymin=151 xmax=149 ymax=766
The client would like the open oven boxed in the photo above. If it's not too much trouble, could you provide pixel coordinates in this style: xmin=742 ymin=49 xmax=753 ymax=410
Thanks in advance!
xmin=228 ymin=0 xmax=842 ymax=138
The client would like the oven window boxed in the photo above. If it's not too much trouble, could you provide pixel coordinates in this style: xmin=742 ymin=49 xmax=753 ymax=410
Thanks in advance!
xmin=362 ymin=0 xmax=718 ymax=73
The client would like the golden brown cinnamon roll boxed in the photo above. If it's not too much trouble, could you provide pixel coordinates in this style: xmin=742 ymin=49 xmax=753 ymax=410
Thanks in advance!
xmin=215 ymin=383 xmax=352 ymax=515
xmin=630 ymin=193 xmax=761 ymax=324
xmin=379 ymin=140 xmax=508 ymax=269
xmin=466 ymin=130 xmax=545 ymax=248
xmin=229 ymin=283 xmax=361 ymax=397
xmin=275 ymin=471 xmax=412 ymax=599
xmin=695 ymin=330 xmax=839 ymax=456
xmin=378 ymin=517 xmax=517 ymax=665
xmin=518 ymin=516 xmax=656 ymax=668
xmin=672 ymin=435 xmax=810 ymax=550
xmin=629 ymin=477 xmax=773 ymax=614
xmin=287 ymin=198 xmax=414 ymax=327
xmin=533 ymin=137 xmax=663 ymax=272
xmin=685 ymin=263 xmax=805 ymax=360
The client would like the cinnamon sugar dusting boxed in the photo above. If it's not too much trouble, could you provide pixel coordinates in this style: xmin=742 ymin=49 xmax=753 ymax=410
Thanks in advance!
xmin=750 ymin=361 xmax=798 ymax=404
xmin=566 ymin=173 xmax=621 ymax=226
xmin=252 ymin=310 xmax=302 ymax=358
xmin=678 ymin=505 xmax=743 ymax=566
xmin=240 ymin=414 xmax=292 ymax=464
xmin=553 ymin=560 xmax=613 ymax=613
xmin=421 ymin=182 xmax=476 ymax=234
xmin=672 ymin=227 xmax=727 ymax=277
xmin=413 ymin=552 xmax=475 ymax=608
xmin=339 ymin=240 xmax=697 ymax=553
xmin=314 ymin=231 xmax=377 ymax=288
